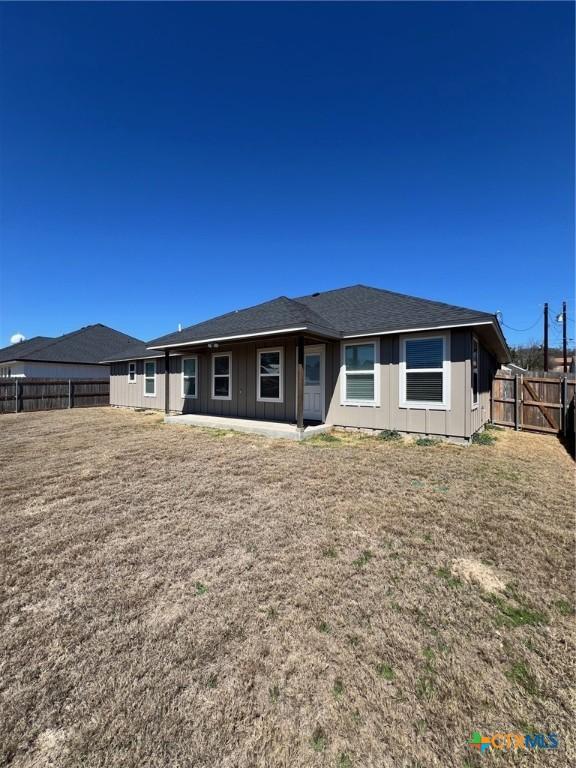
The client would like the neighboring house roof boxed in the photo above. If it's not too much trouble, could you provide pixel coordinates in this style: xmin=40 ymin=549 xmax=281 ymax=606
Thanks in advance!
xmin=147 ymin=284 xmax=508 ymax=358
xmin=502 ymin=363 xmax=527 ymax=373
xmin=0 ymin=324 xmax=141 ymax=365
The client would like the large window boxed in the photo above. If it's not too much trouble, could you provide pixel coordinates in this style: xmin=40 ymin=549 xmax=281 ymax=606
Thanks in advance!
xmin=257 ymin=348 xmax=283 ymax=402
xmin=400 ymin=334 xmax=450 ymax=409
xmin=182 ymin=356 xmax=197 ymax=398
xmin=128 ymin=362 xmax=136 ymax=383
xmin=341 ymin=341 xmax=379 ymax=405
xmin=472 ymin=337 xmax=479 ymax=407
xmin=144 ymin=360 xmax=156 ymax=396
xmin=212 ymin=352 xmax=231 ymax=400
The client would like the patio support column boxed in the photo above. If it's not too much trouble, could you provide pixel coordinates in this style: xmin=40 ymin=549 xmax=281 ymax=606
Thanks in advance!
xmin=164 ymin=349 xmax=170 ymax=414
xmin=296 ymin=335 xmax=304 ymax=429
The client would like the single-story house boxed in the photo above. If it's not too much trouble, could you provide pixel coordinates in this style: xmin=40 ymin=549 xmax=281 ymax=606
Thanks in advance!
xmin=103 ymin=285 xmax=509 ymax=442
xmin=0 ymin=324 xmax=142 ymax=379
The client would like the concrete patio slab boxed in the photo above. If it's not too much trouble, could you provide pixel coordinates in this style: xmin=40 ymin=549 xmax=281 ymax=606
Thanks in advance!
xmin=164 ymin=413 xmax=332 ymax=441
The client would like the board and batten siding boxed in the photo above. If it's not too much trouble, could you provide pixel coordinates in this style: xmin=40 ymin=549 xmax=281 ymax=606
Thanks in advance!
xmin=326 ymin=329 xmax=473 ymax=438
xmin=469 ymin=338 xmax=497 ymax=436
xmin=111 ymin=339 xmax=298 ymax=422
xmin=110 ymin=330 xmax=494 ymax=439
xmin=110 ymin=357 xmax=167 ymax=410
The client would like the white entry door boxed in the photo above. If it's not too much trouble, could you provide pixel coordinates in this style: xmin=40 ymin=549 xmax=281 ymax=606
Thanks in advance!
xmin=303 ymin=346 xmax=324 ymax=421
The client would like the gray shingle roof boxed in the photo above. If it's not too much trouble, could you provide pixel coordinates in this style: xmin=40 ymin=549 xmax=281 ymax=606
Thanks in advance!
xmin=0 ymin=324 xmax=141 ymax=365
xmin=100 ymin=340 xmax=160 ymax=363
xmin=147 ymin=284 xmax=499 ymax=348
xmin=147 ymin=296 xmax=340 ymax=348
xmin=295 ymin=285 xmax=495 ymax=336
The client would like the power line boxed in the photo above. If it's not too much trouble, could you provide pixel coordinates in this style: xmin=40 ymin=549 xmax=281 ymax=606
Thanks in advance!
xmin=497 ymin=311 xmax=543 ymax=333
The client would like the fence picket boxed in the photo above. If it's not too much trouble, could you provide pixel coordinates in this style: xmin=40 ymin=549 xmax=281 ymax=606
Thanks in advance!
xmin=0 ymin=378 xmax=109 ymax=414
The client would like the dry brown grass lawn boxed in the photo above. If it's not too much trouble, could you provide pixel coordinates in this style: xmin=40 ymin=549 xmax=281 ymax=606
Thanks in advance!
xmin=0 ymin=408 xmax=574 ymax=768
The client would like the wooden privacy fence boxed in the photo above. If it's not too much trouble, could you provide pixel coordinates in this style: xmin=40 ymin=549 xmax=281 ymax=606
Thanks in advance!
xmin=491 ymin=372 xmax=575 ymax=435
xmin=0 ymin=378 xmax=109 ymax=414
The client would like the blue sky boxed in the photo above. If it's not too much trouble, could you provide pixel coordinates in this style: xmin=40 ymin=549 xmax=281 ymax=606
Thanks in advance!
xmin=0 ymin=2 xmax=573 ymax=349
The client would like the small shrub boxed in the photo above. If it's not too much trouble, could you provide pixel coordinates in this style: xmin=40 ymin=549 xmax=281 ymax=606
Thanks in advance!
xmin=311 ymin=727 xmax=327 ymax=752
xmin=353 ymin=550 xmax=373 ymax=568
xmin=485 ymin=422 xmax=504 ymax=431
xmin=415 ymin=437 xmax=440 ymax=447
xmin=267 ymin=606 xmax=278 ymax=620
xmin=195 ymin=581 xmax=207 ymax=596
xmin=310 ymin=433 xmax=340 ymax=444
xmin=338 ymin=753 xmax=352 ymax=768
xmin=472 ymin=431 xmax=496 ymax=446
xmin=378 ymin=429 xmax=402 ymax=441
xmin=377 ymin=662 xmax=395 ymax=680
xmin=207 ymin=674 xmax=218 ymax=689
xmin=506 ymin=661 xmax=538 ymax=696
xmin=318 ymin=620 xmax=331 ymax=634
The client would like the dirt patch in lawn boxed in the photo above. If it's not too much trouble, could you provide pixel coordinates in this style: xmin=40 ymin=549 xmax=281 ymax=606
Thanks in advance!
xmin=0 ymin=408 xmax=574 ymax=767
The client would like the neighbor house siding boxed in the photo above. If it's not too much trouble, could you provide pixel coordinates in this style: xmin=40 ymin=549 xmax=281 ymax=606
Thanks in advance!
xmin=326 ymin=329 xmax=470 ymax=438
xmin=6 ymin=361 xmax=110 ymax=379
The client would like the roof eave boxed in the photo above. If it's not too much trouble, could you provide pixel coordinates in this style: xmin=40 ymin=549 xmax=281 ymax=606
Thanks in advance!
xmin=146 ymin=324 xmax=340 ymax=350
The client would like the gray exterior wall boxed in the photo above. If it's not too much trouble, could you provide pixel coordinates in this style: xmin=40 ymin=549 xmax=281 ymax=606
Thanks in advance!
xmin=110 ymin=329 xmax=495 ymax=439
xmin=111 ymin=338 xmax=298 ymax=422
xmin=326 ymin=329 xmax=495 ymax=438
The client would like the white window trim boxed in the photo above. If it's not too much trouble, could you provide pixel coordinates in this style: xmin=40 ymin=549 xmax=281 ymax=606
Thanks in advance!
xmin=181 ymin=355 xmax=198 ymax=399
xmin=128 ymin=362 xmax=136 ymax=384
xmin=211 ymin=352 xmax=232 ymax=400
xmin=340 ymin=339 xmax=380 ymax=407
xmin=472 ymin=336 xmax=479 ymax=409
xmin=143 ymin=359 xmax=157 ymax=397
xmin=256 ymin=347 xmax=284 ymax=403
xmin=399 ymin=332 xmax=451 ymax=410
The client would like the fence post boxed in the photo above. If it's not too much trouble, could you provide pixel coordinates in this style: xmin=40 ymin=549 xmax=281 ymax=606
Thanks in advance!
xmin=14 ymin=380 xmax=18 ymax=413
xmin=561 ymin=376 xmax=568 ymax=434
xmin=68 ymin=379 xmax=72 ymax=409
xmin=514 ymin=374 xmax=521 ymax=431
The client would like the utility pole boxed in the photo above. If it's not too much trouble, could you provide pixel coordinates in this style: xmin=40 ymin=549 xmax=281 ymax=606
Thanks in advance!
xmin=562 ymin=300 xmax=567 ymax=373
xmin=543 ymin=302 xmax=549 ymax=372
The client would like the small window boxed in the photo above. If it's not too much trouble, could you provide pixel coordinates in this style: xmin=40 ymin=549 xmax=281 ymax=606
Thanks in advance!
xmin=305 ymin=354 xmax=320 ymax=385
xmin=257 ymin=348 xmax=283 ymax=402
xmin=212 ymin=353 xmax=231 ymax=400
xmin=341 ymin=341 xmax=379 ymax=405
xmin=128 ymin=362 xmax=136 ymax=383
xmin=472 ymin=337 xmax=479 ymax=407
xmin=144 ymin=360 xmax=156 ymax=396
xmin=182 ymin=356 xmax=197 ymax=398
xmin=400 ymin=334 xmax=450 ymax=409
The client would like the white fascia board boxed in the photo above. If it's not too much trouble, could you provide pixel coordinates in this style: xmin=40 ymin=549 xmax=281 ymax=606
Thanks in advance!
xmin=147 ymin=326 xmax=309 ymax=350
xmin=100 ymin=354 xmax=167 ymax=363
xmin=342 ymin=321 xmax=496 ymax=338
